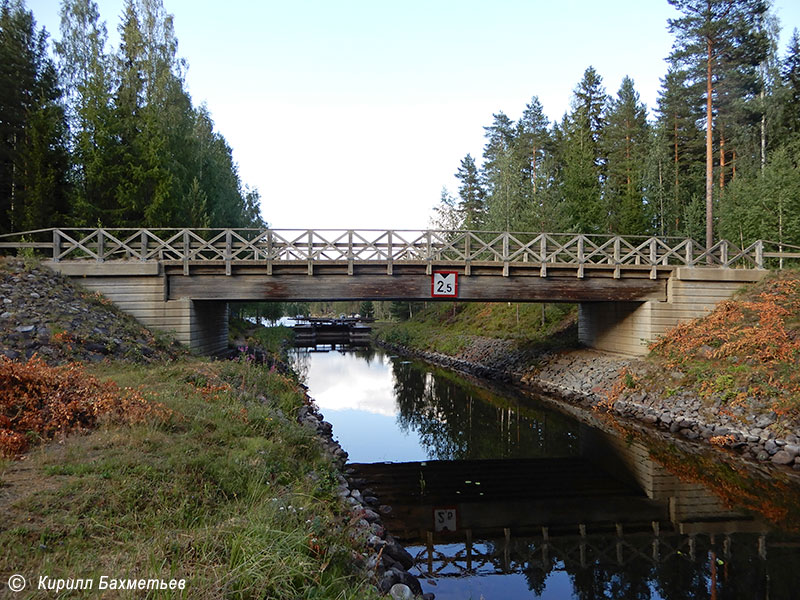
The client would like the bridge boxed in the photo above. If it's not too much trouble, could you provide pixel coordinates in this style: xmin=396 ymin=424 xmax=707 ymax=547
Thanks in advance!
xmin=1 ymin=228 xmax=796 ymax=355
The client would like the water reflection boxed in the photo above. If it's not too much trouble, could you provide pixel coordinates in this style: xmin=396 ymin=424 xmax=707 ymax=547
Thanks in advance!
xmin=294 ymin=344 xmax=800 ymax=599
xmin=292 ymin=345 xmax=581 ymax=462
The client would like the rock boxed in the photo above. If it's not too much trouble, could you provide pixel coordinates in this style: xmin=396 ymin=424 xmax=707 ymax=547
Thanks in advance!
xmin=384 ymin=541 xmax=415 ymax=570
xmin=756 ymin=450 xmax=769 ymax=461
xmin=389 ymin=584 xmax=413 ymax=600
xmin=388 ymin=568 xmax=423 ymax=597
xmin=16 ymin=325 xmax=35 ymax=333
xmin=379 ymin=571 xmax=401 ymax=594
xmin=784 ymin=444 xmax=800 ymax=458
xmin=0 ymin=312 xmax=11 ymax=319
xmin=771 ymin=450 xmax=794 ymax=466
xmin=765 ymin=440 xmax=778 ymax=455
xmin=29 ymin=292 xmax=40 ymax=299
xmin=756 ymin=413 xmax=777 ymax=429
xmin=362 ymin=508 xmax=380 ymax=523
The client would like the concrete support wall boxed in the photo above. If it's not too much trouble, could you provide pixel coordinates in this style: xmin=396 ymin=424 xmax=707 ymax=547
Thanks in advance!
xmin=582 ymin=427 xmax=747 ymax=526
xmin=579 ymin=268 xmax=767 ymax=356
xmin=65 ymin=272 xmax=228 ymax=355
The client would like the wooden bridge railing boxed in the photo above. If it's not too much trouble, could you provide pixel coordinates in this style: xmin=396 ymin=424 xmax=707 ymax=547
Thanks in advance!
xmin=1 ymin=228 xmax=798 ymax=274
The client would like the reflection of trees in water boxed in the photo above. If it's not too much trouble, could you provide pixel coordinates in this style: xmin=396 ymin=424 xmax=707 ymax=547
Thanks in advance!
xmin=422 ymin=532 xmax=795 ymax=600
xmin=351 ymin=345 xmax=377 ymax=364
xmin=391 ymin=359 xmax=581 ymax=460
xmin=290 ymin=348 xmax=311 ymax=382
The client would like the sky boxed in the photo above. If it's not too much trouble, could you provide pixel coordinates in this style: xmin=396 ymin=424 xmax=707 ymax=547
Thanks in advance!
xmin=27 ymin=0 xmax=800 ymax=230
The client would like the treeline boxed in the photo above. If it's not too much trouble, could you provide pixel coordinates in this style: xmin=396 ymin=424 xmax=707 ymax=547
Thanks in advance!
xmin=434 ymin=0 xmax=800 ymax=248
xmin=0 ymin=0 xmax=263 ymax=235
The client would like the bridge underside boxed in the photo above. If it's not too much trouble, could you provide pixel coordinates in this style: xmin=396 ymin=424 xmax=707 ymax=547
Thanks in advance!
xmin=46 ymin=260 xmax=766 ymax=356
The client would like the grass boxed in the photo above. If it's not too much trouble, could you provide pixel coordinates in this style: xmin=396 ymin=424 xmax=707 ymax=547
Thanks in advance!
xmin=376 ymin=301 xmax=578 ymax=356
xmin=229 ymin=317 xmax=294 ymax=355
xmin=0 ymin=358 xmax=379 ymax=599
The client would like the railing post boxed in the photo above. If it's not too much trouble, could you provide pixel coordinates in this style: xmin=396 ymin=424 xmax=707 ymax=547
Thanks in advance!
xmin=387 ymin=230 xmax=393 ymax=275
xmin=347 ymin=230 xmax=354 ymax=275
xmin=613 ymin=236 xmax=621 ymax=279
xmin=183 ymin=229 xmax=190 ymax=275
xmin=225 ymin=229 xmax=232 ymax=276
xmin=307 ymin=230 xmax=314 ymax=276
xmin=266 ymin=230 xmax=273 ymax=275
xmin=140 ymin=230 xmax=148 ymax=261
xmin=685 ymin=239 xmax=693 ymax=267
xmin=649 ymin=238 xmax=657 ymax=279
xmin=721 ymin=240 xmax=729 ymax=268
xmin=52 ymin=229 xmax=61 ymax=262
xmin=755 ymin=240 xmax=764 ymax=269
xmin=577 ymin=235 xmax=584 ymax=279
xmin=97 ymin=229 xmax=104 ymax=262
xmin=502 ymin=232 xmax=509 ymax=277
xmin=540 ymin=235 xmax=547 ymax=277
xmin=465 ymin=233 xmax=471 ymax=276
xmin=426 ymin=230 xmax=433 ymax=275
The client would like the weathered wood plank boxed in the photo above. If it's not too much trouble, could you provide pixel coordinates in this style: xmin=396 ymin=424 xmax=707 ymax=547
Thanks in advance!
xmin=168 ymin=274 xmax=667 ymax=302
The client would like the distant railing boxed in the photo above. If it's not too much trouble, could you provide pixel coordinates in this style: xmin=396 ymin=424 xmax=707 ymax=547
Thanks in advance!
xmin=1 ymin=228 xmax=798 ymax=276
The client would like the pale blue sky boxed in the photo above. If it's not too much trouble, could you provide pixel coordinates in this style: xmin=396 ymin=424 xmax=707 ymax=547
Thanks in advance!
xmin=27 ymin=0 xmax=800 ymax=230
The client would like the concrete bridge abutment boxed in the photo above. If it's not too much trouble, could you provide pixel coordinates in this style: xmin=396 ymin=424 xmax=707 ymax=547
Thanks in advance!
xmin=578 ymin=267 xmax=768 ymax=356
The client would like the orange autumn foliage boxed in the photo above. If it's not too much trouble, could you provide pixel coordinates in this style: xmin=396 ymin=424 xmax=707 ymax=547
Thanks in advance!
xmin=650 ymin=274 xmax=800 ymax=416
xmin=0 ymin=356 xmax=172 ymax=457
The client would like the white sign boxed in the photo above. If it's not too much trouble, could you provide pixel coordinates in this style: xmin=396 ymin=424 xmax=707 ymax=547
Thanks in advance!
xmin=431 ymin=271 xmax=458 ymax=297
xmin=433 ymin=507 xmax=457 ymax=532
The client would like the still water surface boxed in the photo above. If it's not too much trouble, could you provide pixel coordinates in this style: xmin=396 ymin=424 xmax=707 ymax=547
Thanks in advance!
xmin=292 ymin=344 xmax=800 ymax=600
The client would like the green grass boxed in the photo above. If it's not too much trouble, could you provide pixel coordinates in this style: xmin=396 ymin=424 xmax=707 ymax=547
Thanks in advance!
xmin=229 ymin=318 xmax=294 ymax=355
xmin=376 ymin=301 xmax=578 ymax=355
xmin=0 ymin=358 xmax=378 ymax=599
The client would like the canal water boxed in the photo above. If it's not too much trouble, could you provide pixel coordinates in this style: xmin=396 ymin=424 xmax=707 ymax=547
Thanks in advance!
xmin=291 ymin=344 xmax=800 ymax=600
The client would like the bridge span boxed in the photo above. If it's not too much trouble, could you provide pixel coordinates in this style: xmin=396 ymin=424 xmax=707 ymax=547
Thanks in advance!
xmin=1 ymin=228 xmax=792 ymax=355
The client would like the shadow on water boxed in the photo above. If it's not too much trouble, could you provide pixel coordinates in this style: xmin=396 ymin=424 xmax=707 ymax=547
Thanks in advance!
xmin=292 ymin=342 xmax=800 ymax=599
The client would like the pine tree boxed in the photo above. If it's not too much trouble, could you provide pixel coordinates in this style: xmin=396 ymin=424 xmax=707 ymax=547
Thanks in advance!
xmin=0 ymin=1 xmax=70 ymax=233
xmin=667 ymin=0 xmax=770 ymax=248
xmin=482 ymin=112 xmax=522 ymax=230
xmin=454 ymin=154 xmax=486 ymax=229
xmin=654 ymin=66 xmax=706 ymax=236
xmin=430 ymin=187 xmax=460 ymax=230
xmin=778 ymin=29 xmax=800 ymax=140
xmin=603 ymin=76 xmax=651 ymax=234
xmin=56 ymin=0 xmax=117 ymax=225
xmin=559 ymin=67 xmax=608 ymax=233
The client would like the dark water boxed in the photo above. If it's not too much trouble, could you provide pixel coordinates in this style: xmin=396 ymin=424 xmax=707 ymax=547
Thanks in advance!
xmin=292 ymin=345 xmax=800 ymax=600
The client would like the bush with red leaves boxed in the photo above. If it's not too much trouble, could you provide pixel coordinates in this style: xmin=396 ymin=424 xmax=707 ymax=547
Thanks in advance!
xmin=0 ymin=356 xmax=172 ymax=457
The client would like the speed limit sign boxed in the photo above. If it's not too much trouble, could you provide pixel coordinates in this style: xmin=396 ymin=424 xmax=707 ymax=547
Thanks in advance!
xmin=431 ymin=271 xmax=458 ymax=297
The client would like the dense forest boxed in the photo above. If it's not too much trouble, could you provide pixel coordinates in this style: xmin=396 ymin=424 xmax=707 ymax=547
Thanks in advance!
xmin=433 ymin=0 xmax=800 ymax=249
xmin=0 ymin=0 xmax=263 ymax=235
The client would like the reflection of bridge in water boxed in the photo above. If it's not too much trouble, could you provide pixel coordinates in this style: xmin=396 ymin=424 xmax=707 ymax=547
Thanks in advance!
xmin=351 ymin=427 xmax=793 ymax=589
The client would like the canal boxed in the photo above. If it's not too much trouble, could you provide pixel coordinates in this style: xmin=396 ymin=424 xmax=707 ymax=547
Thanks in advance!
xmin=291 ymin=344 xmax=800 ymax=600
